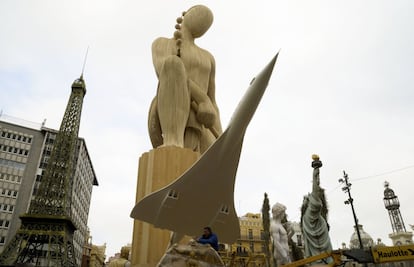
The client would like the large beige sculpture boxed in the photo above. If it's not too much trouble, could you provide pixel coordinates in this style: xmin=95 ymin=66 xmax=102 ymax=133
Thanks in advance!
xmin=131 ymin=6 xmax=222 ymax=266
xmin=148 ymin=5 xmax=222 ymax=154
xmin=270 ymin=203 xmax=291 ymax=265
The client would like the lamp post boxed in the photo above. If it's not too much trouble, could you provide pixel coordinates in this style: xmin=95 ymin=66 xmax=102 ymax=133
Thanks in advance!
xmin=339 ymin=171 xmax=364 ymax=249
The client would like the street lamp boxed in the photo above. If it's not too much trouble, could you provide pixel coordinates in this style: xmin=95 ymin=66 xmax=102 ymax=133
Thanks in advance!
xmin=338 ymin=170 xmax=364 ymax=249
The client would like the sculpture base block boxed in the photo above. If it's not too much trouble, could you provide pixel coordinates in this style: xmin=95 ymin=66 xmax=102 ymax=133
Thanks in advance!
xmin=131 ymin=146 xmax=199 ymax=267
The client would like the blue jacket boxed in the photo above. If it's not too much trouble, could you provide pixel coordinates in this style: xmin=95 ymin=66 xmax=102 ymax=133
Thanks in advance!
xmin=197 ymin=233 xmax=219 ymax=251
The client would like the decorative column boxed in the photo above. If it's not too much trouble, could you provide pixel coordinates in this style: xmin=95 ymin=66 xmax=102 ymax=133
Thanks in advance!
xmin=383 ymin=181 xmax=413 ymax=245
xmin=131 ymin=146 xmax=199 ymax=267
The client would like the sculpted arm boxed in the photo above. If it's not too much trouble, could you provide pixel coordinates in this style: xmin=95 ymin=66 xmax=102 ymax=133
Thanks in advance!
xmin=207 ymin=56 xmax=223 ymax=133
xmin=312 ymin=167 xmax=320 ymax=197
xmin=188 ymin=55 xmax=222 ymax=131
xmin=188 ymin=80 xmax=212 ymax=106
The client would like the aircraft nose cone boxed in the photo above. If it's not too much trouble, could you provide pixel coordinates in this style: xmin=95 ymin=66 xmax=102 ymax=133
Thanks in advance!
xmin=255 ymin=52 xmax=279 ymax=87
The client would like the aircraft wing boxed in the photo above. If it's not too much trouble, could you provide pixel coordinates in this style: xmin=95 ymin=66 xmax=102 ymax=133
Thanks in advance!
xmin=130 ymin=129 xmax=242 ymax=243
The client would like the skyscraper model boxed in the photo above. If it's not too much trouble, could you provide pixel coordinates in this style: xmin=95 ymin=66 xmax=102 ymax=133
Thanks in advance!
xmin=0 ymin=76 xmax=87 ymax=266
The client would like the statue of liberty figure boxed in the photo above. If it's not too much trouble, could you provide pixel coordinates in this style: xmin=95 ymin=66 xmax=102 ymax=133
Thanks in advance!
xmin=300 ymin=155 xmax=333 ymax=263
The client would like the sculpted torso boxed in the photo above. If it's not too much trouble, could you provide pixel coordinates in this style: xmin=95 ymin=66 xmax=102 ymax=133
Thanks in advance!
xmin=148 ymin=5 xmax=222 ymax=154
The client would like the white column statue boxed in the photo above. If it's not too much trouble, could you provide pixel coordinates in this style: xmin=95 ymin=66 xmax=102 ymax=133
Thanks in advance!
xmin=270 ymin=203 xmax=291 ymax=265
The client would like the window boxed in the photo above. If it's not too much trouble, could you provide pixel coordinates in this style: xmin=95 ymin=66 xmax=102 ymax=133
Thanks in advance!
xmin=249 ymin=242 xmax=254 ymax=253
xmin=297 ymin=234 xmax=302 ymax=246
xmin=17 ymin=135 xmax=21 ymax=141
xmin=0 ymin=159 xmax=25 ymax=170
xmin=0 ymin=220 xmax=3 ymax=227
xmin=17 ymin=177 xmax=22 ymax=183
xmin=4 ymin=221 xmax=9 ymax=228
xmin=13 ymin=191 xmax=17 ymax=197
xmin=22 ymin=137 xmax=26 ymax=142
xmin=28 ymin=137 xmax=32 ymax=143
xmin=3 ymin=205 xmax=7 ymax=211
xmin=248 ymin=229 xmax=253 ymax=240
xmin=1 ymin=132 xmax=5 ymax=137
xmin=7 ymin=190 xmax=11 ymax=196
xmin=9 ymin=205 xmax=13 ymax=212
xmin=0 ymin=237 xmax=5 ymax=244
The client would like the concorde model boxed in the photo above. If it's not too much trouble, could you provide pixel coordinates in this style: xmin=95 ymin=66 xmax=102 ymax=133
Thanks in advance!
xmin=130 ymin=53 xmax=279 ymax=243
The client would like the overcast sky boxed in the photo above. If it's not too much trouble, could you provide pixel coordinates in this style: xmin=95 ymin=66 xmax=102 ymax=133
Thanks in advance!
xmin=1 ymin=0 xmax=414 ymax=259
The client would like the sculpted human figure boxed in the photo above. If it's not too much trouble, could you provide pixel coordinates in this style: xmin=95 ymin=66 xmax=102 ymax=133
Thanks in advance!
xmin=108 ymin=246 xmax=131 ymax=267
xmin=301 ymin=155 xmax=333 ymax=263
xmin=270 ymin=203 xmax=291 ymax=265
xmin=148 ymin=5 xmax=222 ymax=154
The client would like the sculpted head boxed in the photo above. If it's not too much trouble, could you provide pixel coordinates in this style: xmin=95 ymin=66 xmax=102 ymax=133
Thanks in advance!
xmin=120 ymin=246 xmax=130 ymax=259
xmin=182 ymin=5 xmax=213 ymax=38
xmin=272 ymin=203 xmax=287 ymax=219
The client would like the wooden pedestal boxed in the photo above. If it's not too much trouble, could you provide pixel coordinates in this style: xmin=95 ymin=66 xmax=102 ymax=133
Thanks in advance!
xmin=130 ymin=146 xmax=199 ymax=267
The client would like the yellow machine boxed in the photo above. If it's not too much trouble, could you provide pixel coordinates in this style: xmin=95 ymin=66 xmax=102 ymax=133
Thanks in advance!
xmin=283 ymin=244 xmax=414 ymax=267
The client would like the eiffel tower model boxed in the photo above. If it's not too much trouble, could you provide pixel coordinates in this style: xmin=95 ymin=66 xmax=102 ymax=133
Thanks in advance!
xmin=0 ymin=76 xmax=87 ymax=266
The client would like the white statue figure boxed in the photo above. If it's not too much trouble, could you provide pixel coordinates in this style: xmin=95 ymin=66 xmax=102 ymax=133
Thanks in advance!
xmin=148 ymin=5 xmax=223 ymax=154
xmin=301 ymin=155 xmax=333 ymax=263
xmin=270 ymin=203 xmax=291 ymax=265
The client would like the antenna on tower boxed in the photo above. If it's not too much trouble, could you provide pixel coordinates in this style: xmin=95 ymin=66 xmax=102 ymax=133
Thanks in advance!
xmin=80 ymin=46 xmax=89 ymax=79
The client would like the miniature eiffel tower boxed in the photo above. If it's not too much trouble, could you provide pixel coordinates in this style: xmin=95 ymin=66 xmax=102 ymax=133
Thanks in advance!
xmin=0 ymin=76 xmax=87 ymax=266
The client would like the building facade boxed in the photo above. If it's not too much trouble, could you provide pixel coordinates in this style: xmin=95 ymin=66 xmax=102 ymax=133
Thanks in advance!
xmin=237 ymin=213 xmax=266 ymax=255
xmin=0 ymin=116 xmax=98 ymax=264
xmin=81 ymin=230 xmax=107 ymax=267
xmin=218 ymin=213 xmax=269 ymax=266
xmin=220 ymin=213 xmax=304 ymax=266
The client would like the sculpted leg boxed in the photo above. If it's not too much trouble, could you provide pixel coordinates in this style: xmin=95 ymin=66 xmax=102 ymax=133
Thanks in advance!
xmin=157 ymin=56 xmax=190 ymax=147
xmin=148 ymin=97 xmax=163 ymax=148
xmin=184 ymin=127 xmax=200 ymax=152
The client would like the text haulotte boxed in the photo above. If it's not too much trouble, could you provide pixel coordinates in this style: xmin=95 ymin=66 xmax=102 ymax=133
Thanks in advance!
xmin=377 ymin=249 xmax=412 ymax=258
